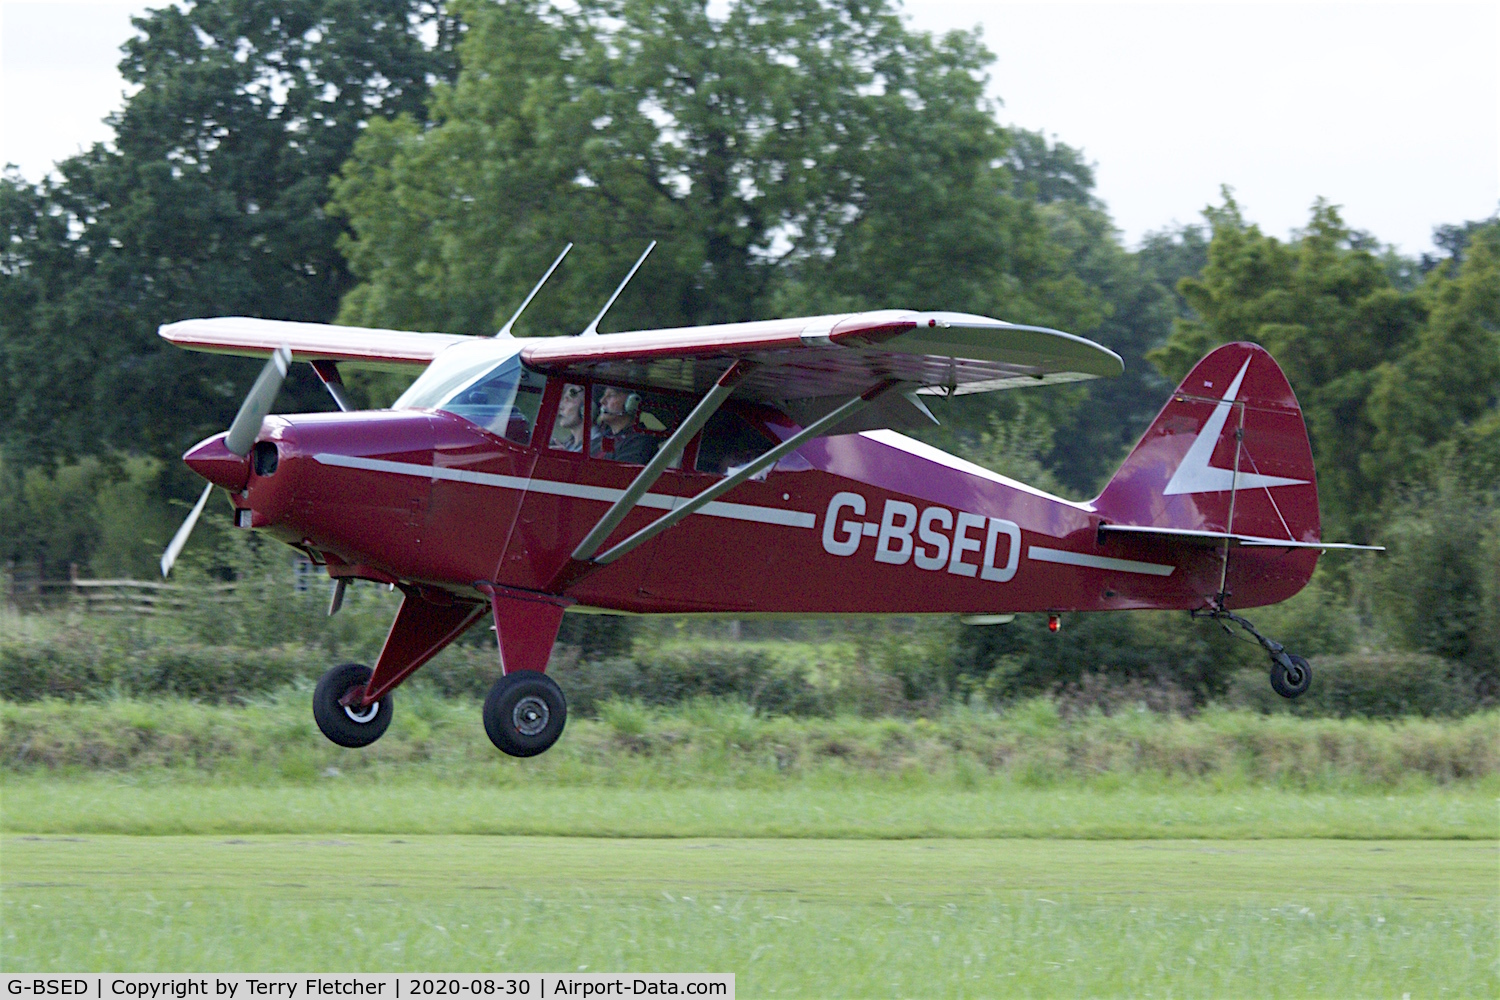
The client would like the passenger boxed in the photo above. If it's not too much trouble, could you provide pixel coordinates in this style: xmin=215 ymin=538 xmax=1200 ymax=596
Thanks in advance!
xmin=591 ymin=385 xmax=660 ymax=464
xmin=550 ymin=384 xmax=586 ymax=452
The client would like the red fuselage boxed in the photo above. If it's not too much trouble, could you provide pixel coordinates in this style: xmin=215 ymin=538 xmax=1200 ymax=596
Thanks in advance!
xmin=192 ymin=388 xmax=1314 ymax=616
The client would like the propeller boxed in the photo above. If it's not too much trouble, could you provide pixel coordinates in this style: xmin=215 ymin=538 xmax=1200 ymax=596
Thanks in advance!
xmin=224 ymin=345 xmax=293 ymax=456
xmin=159 ymin=482 xmax=216 ymax=579
xmin=160 ymin=345 xmax=291 ymax=577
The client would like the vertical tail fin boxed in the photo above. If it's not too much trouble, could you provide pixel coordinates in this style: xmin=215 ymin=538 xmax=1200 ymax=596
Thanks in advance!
xmin=1094 ymin=342 xmax=1321 ymax=544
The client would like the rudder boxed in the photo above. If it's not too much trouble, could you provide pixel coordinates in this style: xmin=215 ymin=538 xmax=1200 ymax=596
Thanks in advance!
xmin=1094 ymin=342 xmax=1321 ymax=545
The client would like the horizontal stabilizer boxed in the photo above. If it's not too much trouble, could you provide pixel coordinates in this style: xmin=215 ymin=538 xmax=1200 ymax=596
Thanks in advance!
xmin=1098 ymin=524 xmax=1383 ymax=552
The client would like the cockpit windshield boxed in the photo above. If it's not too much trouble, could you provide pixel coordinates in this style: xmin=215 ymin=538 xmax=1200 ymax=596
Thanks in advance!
xmin=439 ymin=359 xmax=546 ymax=444
xmin=391 ymin=342 xmax=545 ymax=445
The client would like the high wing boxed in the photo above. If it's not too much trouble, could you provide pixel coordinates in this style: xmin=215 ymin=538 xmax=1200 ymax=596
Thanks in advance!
xmin=521 ymin=310 xmax=1123 ymax=401
xmin=159 ymin=316 xmax=477 ymax=372
xmin=160 ymin=310 xmax=1122 ymax=399
xmin=160 ymin=309 xmax=1124 ymax=577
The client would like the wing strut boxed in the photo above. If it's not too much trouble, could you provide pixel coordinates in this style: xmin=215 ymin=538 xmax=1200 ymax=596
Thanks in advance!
xmin=571 ymin=360 xmax=754 ymax=562
xmin=310 ymin=360 xmax=351 ymax=412
xmin=590 ymin=380 xmax=898 ymax=566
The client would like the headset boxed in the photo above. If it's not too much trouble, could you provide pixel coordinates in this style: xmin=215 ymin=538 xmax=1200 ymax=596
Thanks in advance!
xmin=596 ymin=386 xmax=640 ymax=421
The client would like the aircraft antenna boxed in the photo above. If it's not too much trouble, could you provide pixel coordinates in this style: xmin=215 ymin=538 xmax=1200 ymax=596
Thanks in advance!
xmin=581 ymin=240 xmax=656 ymax=336
xmin=497 ymin=243 xmax=573 ymax=337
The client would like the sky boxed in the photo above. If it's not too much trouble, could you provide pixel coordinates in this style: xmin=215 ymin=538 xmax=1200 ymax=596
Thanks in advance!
xmin=1 ymin=0 xmax=1496 ymax=255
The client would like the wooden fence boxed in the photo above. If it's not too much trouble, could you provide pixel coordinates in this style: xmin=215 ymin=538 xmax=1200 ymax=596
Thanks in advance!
xmin=4 ymin=563 xmax=235 ymax=614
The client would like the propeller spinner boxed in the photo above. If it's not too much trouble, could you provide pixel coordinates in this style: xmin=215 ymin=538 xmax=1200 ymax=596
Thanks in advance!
xmin=160 ymin=345 xmax=291 ymax=577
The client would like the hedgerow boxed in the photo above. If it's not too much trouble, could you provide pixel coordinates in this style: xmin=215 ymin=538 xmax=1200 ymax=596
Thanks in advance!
xmin=3 ymin=695 xmax=1495 ymax=787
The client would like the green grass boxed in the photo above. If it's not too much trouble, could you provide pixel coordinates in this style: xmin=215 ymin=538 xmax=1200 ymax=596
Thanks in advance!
xmin=8 ymin=695 xmax=1496 ymax=840
xmin=6 ymin=697 xmax=1496 ymax=993
xmin=3 ymin=778 xmax=1495 ymax=839
xmin=5 ymin=695 xmax=1497 ymax=789
xmin=4 ymin=835 xmax=1495 ymax=996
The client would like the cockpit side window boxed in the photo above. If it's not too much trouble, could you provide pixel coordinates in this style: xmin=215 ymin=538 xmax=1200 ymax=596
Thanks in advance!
xmin=549 ymin=383 xmax=588 ymax=453
xmin=591 ymin=386 xmax=690 ymax=466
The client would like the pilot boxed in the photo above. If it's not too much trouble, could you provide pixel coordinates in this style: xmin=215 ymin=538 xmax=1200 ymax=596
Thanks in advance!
xmin=549 ymin=384 xmax=586 ymax=452
xmin=592 ymin=385 xmax=660 ymax=464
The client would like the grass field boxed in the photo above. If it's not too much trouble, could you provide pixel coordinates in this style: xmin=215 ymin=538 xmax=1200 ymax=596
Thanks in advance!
xmin=4 ymin=700 xmax=1497 ymax=994
xmin=2 ymin=778 xmax=1495 ymax=839
xmin=4 ymin=834 xmax=1495 ymax=996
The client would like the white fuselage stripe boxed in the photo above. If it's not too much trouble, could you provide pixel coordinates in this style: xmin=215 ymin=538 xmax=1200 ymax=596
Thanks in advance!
xmin=312 ymin=453 xmax=817 ymax=529
xmin=1027 ymin=546 xmax=1175 ymax=577
xmin=315 ymin=454 xmax=1183 ymax=574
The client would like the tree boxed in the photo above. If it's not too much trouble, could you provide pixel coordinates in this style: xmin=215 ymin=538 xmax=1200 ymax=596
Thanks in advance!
xmin=1002 ymin=128 xmax=1101 ymax=210
xmin=0 ymin=0 xmax=456 ymax=471
xmin=1420 ymin=216 xmax=1500 ymax=275
xmin=1364 ymin=220 xmax=1500 ymax=494
xmin=1148 ymin=194 xmax=1431 ymax=540
xmin=332 ymin=0 xmax=1104 ymax=342
xmin=933 ymin=142 xmax=1206 ymax=498
xmin=1374 ymin=476 xmax=1499 ymax=678
xmin=333 ymin=0 xmax=1130 ymax=507
xmin=1022 ymin=202 xmax=1198 ymax=496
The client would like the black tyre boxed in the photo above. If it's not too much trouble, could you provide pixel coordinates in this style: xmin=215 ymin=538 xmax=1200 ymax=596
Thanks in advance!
xmin=483 ymin=671 xmax=567 ymax=757
xmin=312 ymin=663 xmax=393 ymax=748
xmin=1270 ymin=654 xmax=1312 ymax=699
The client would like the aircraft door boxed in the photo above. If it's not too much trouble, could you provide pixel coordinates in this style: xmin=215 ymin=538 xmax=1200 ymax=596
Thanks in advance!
xmin=420 ymin=364 xmax=553 ymax=586
xmin=419 ymin=424 xmax=534 ymax=586
xmin=499 ymin=382 xmax=658 ymax=601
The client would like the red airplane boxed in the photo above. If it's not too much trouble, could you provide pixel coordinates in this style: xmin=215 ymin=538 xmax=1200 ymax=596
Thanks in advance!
xmin=159 ymin=246 xmax=1378 ymax=757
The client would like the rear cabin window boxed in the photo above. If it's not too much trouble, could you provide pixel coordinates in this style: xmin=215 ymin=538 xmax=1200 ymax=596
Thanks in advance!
xmin=695 ymin=408 xmax=778 ymax=475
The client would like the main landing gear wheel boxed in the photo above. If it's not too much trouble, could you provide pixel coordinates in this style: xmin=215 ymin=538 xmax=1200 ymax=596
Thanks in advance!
xmin=1270 ymin=653 xmax=1312 ymax=699
xmin=483 ymin=671 xmax=567 ymax=757
xmin=313 ymin=663 xmax=394 ymax=748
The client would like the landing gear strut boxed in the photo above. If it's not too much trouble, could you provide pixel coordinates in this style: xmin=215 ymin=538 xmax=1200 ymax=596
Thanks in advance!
xmin=1192 ymin=606 xmax=1311 ymax=699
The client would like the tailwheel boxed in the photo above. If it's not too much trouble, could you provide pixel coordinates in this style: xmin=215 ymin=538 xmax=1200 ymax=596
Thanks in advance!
xmin=313 ymin=663 xmax=394 ymax=748
xmin=1193 ymin=606 xmax=1313 ymax=701
xmin=483 ymin=671 xmax=567 ymax=757
xmin=1270 ymin=653 xmax=1312 ymax=699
